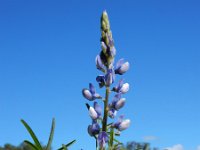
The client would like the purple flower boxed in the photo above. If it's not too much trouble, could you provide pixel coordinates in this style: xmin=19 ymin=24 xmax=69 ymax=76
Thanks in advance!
xmin=96 ymin=68 xmax=115 ymax=87
xmin=115 ymin=59 xmax=130 ymax=75
xmin=115 ymin=98 xmax=125 ymax=110
xmin=108 ymin=108 xmax=117 ymax=118
xmin=88 ymin=102 xmax=102 ymax=120
xmin=96 ymin=55 xmax=105 ymax=72
xmin=108 ymin=94 xmax=125 ymax=118
xmin=82 ymin=83 xmax=101 ymax=101
xmin=96 ymin=75 xmax=105 ymax=88
xmin=88 ymin=122 xmax=100 ymax=136
xmin=113 ymin=79 xmax=129 ymax=94
xmin=110 ymin=94 xmax=126 ymax=111
xmin=105 ymin=68 xmax=115 ymax=86
xmin=97 ymin=131 xmax=109 ymax=149
xmin=113 ymin=115 xmax=131 ymax=131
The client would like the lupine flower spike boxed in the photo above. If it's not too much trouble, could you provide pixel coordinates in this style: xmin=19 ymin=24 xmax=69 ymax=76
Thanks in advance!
xmin=82 ymin=11 xmax=131 ymax=149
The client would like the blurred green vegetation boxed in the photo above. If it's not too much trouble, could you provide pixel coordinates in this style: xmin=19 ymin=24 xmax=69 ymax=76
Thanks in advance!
xmin=121 ymin=141 xmax=159 ymax=150
xmin=0 ymin=141 xmax=159 ymax=150
xmin=0 ymin=143 xmax=47 ymax=150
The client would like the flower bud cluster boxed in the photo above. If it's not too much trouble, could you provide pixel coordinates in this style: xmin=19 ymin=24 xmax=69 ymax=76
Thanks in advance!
xmin=82 ymin=11 xmax=131 ymax=149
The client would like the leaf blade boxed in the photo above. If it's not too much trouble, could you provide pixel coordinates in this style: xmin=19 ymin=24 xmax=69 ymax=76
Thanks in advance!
xmin=24 ymin=140 xmax=39 ymax=150
xmin=21 ymin=119 xmax=43 ymax=150
xmin=46 ymin=118 xmax=55 ymax=150
xmin=57 ymin=140 xmax=76 ymax=150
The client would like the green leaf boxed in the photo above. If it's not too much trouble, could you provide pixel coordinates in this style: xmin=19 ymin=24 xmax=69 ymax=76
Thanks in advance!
xmin=61 ymin=144 xmax=67 ymax=150
xmin=21 ymin=119 xmax=43 ymax=150
xmin=24 ymin=140 xmax=39 ymax=150
xmin=109 ymin=128 xmax=114 ymax=147
xmin=113 ymin=138 xmax=122 ymax=144
xmin=46 ymin=118 xmax=55 ymax=150
xmin=57 ymin=140 xmax=76 ymax=150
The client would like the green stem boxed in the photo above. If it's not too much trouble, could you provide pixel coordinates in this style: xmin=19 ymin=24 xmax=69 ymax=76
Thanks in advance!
xmin=102 ymin=87 xmax=110 ymax=132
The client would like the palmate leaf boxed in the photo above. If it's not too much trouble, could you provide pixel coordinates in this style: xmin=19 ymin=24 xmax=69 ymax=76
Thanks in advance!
xmin=46 ymin=118 xmax=55 ymax=150
xmin=24 ymin=140 xmax=40 ymax=150
xmin=57 ymin=140 xmax=76 ymax=150
xmin=21 ymin=119 xmax=43 ymax=150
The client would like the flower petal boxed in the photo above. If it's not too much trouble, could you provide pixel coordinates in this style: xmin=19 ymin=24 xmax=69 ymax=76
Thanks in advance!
xmin=82 ymin=89 xmax=93 ymax=100
xmin=89 ymin=107 xmax=98 ymax=120
xmin=89 ymin=83 xmax=95 ymax=95
xmin=108 ymin=108 xmax=117 ymax=119
xmin=115 ymin=98 xmax=126 ymax=110
xmin=94 ymin=102 xmax=102 ymax=117
xmin=118 ymin=119 xmax=131 ymax=131
xmin=120 ymin=83 xmax=129 ymax=94
xmin=116 ymin=58 xmax=124 ymax=69
xmin=98 ymin=131 xmax=109 ymax=149
xmin=96 ymin=75 xmax=105 ymax=88
xmin=88 ymin=123 xmax=100 ymax=136
xmin=95 ymin=55 xmax=105 ymax=72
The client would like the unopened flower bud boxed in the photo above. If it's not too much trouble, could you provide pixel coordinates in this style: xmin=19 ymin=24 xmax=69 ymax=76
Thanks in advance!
xmin=96 ymin=55 xmax=105 ymax=72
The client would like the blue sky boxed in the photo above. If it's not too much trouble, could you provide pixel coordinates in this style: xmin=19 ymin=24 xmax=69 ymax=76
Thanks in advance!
xmin=0 ymin=0 xmax=200 ymax=150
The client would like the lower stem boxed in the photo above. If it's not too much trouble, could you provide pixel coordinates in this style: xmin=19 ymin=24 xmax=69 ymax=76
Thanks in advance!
xmin=99 ymin=87 xmax=110 ymax=150
xmin=102 ymin=87 xmax=110 ymax=132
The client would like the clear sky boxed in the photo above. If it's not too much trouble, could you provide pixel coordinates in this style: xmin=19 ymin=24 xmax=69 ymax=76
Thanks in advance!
xmin=0 ymin=0 xmax=200 ymax=150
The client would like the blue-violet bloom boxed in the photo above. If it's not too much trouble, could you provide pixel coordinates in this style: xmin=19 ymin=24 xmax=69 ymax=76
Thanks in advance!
xmin=88 ymin=122 xmax=100 ymax=136
xmin=113 ymin=115 xmax=131 ymax=131
xmin=82 ymin=83 xmax=101 ymax=101
xmin=96 ymin=75 xmax=105 ymax=88
xmin=105 ymin=68 xmax=115 ymax=86
xmin=115 ymin=59 xmax=130 ymax=75
xmin=88 ymin=102 xmax=102 ymax=120
xmin=108 ymin=108 xmax=117 ymax=119
xmin=113 ymin=79 xmax=129 ymax=94
xmin=96 ymin=55 xmax=105 ymax=72
xmin=97 ymin=131 xmax=109 ymax=149
xmin=109 ymin=94 xmax=125 ymax=110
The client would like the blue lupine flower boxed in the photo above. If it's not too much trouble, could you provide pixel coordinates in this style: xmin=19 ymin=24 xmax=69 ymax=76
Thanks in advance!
xmin=97 ymin=131 xmax=109 ymax=149
xmin=88 ymin=102 xmax=102 ymax=120
xmin=96 ymin=75 xmax=105 ymax=88
xmin=115 ymin=98 xmax=126 ymax=110
xmin=82 ymin=83 xmax=101 ymax=101
xmin=105 ymin=68 xmax=115 ymax=86
xmin=96 ymin=55 xmax=105 ymax=72
xmin=94 ymin=102 xmax=102 ymax=117
xmin=89 ymin=107 xmax=98 ymax=120
xmin=113 ymin=79 xmax=129 ymax=94
xmin=88 ymin=122 xmax=100 ymax=136
xmin=113 ymin=115 xmax=131 ymax=131
xmin=96 ymin=68 xmax=115 ymax=87
xmin=110 ymin=94 xmax=126 ymax=111
xmin=115 ymin=59 xmax=130 ymax=75
xmin=108 ymin=108 xmax=117 ymax=119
